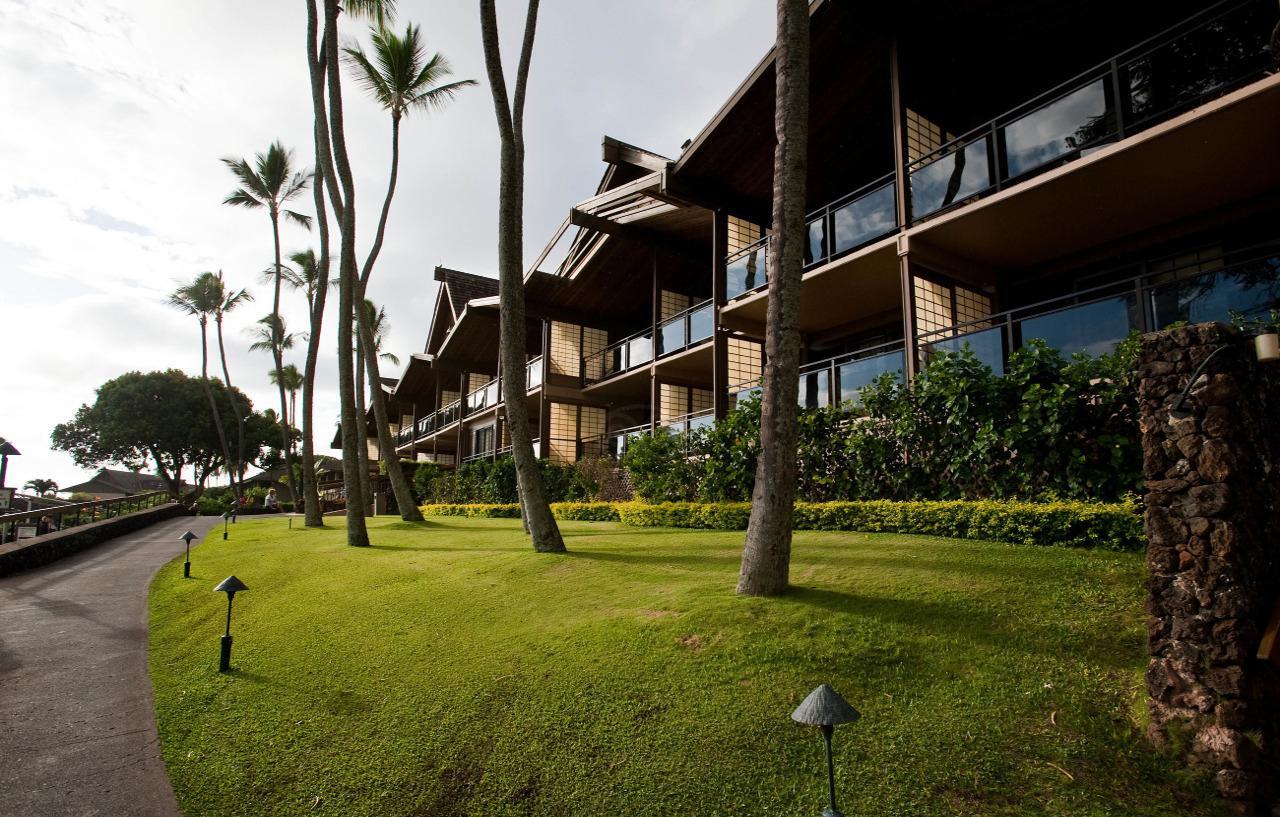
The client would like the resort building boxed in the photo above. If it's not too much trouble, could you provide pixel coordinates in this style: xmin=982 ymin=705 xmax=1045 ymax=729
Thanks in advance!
xmin=364 ymin=0 xmax=1280 ymax=468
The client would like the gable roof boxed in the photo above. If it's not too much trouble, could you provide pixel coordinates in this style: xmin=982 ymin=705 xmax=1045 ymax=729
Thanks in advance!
xmin=61 ymin=468 xmax=175 ymax=495
xmin=436 ymin=266 xmax=499 ymax=318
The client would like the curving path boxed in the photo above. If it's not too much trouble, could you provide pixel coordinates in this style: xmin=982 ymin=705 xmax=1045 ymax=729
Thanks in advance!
xmin=0 ymin=514 xmax=218 ymax=817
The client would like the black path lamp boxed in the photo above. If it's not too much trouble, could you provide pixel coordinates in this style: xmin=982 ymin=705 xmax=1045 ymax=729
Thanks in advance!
xmin=221 ymin=510 xmax=231 ymax=540
xmin=180 ymin=530 xmax=197 ymax=578
xmin=214 ymin=575 xmax=248 ymax=673
xmin=792 ymin=684 xmax=861 ymax=817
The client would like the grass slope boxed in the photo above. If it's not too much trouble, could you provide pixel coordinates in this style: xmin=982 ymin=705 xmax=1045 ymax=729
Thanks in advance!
xmin=149 ymin=517 xmax=1222 ymax=817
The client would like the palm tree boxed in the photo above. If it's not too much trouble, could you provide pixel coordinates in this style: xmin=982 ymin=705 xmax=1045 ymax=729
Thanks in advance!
xmin=286 ymin=247 xmax=329 ymax=527
xmin=340 ymin=22 xmax=473 ymax=523
xmin=248 ymin=314 xmax=301 ymax=355
xmin=269 ymin=363 xmax=305 ymax=430
xmin=351 ymin=300 xmax=401 ymax=514
xmin=24 ymin=478 xmax=57 ymax=497
xmin=168 ymin=273 xmax=235 ymax=491
xmin=738 ymin=0 xmax=811 ymax=597
xmin=209 ymin=270 xmax=254 ymax=497
xmin=479 ymin=0 xmax=565 ymax=552
xmin=222 ymin=141 xmax=312 ymax=508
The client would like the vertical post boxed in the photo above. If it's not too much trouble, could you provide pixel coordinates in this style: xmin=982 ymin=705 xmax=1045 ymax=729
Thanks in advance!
xmin=712 ymin=209 xmax=729 ymax=420
xmin=888 ymin=38 xmax=909 ymax=230
xmin=411 ymin=401 xmax=419 ymax=461
xmin=822 ymin=725 xmax=841 ymax=817
xmin=538 ymin=321 xmax=551 ymax=459
xmin=651 ymin=249 xmax=661 ymax=434
xmin=1109 ymin=59 xmax=1126 ymax=139
xmin=219 ymin=595 xmax=234 ymax=673
xmin=897 ymin=236 xmax=919 ymax=382
xmin=455 ymin=371 xmax=466 ymax=462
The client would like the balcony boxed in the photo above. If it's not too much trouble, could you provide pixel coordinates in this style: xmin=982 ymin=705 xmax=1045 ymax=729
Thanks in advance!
xmin=398 ymin=398 xmax=461 ymax=447
xmin=463 ymin=378 xmax=500 ymax=417
xmin=722 ymin=1 xmax=1277 ymax=305
xmin=799 ymin=341 xmax=906 ymax=410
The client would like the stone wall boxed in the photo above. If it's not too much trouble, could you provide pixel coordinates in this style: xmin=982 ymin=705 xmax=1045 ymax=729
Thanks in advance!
xmin=0 ymin=503 xmax=186 ymax=577
xmin=1139 ymin=323 xmax=1280 ymax=815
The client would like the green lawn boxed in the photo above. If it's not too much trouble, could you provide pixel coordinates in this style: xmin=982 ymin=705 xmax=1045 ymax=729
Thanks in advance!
xmin=148 ymin=517 xmax=1222 ymax=817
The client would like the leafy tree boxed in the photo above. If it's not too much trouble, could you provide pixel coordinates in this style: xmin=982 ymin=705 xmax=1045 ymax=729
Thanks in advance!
xmin=51 ymin=370 xmax=273 ymax=499
xmin=24 ymin=478 xmax=58 ymax=497
xmin=740 ymin=0 xmax=811 ymax=596
xmin=222 ymin=140 xmax=312 ymax=510
xmin=479 ymin=0 xmax=565 ymax=552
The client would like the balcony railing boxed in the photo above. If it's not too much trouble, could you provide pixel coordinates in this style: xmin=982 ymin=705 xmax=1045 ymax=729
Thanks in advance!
xmin=657 ymin=299 xmax=714 ymax=357
xmin=908 ymin=0 xmax=1273 ymax=222
xmin=723 ymin=0 xmax=1276 ymax=301
xmin=582 ymin=423 xmax=651 ymax=460
xmin=663 ymin=408 xmax=716 ymax=437
xmin=583 ymin=327 xmax=654 ymax=385
xmin=398 ymin=398 xmax=462 ymax=446
xmin=799 ymin=340 xmax=906 ymax=410
xmin=463 ymin=377 xmax=500 ymax=417
xmin=526 ymin=355 xmax=544 ymax=390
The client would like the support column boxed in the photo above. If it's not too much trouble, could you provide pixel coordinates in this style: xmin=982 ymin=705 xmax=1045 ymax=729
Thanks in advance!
xmin=538 ymin=320 xmax=551 ymax=459
xmin=711 ymin=209 xmax=729 ymax=419
xmin=889 ymin=37 xmax=909 ymax=230
xmin=897 ymin=236 xmax=919 ymax=382
xmin=455 ymin=372 xmax=466 ymax=463
xmin=651 ymin=251 xmax=660 ymax=434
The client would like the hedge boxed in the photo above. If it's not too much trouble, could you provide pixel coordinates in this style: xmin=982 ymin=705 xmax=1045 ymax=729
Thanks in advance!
xmin=419 ymin=499 xmax=1142 ymax=551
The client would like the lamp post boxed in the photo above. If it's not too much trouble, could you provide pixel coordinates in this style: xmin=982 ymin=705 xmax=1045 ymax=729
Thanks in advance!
xmin=180 ymin=530 xmax=197 ymax=578
xmin=221 ymin=510 xmax=231 ymax=540
xmin=792 ymin=684 xmax=861 ymax=817
xmin=0 ymin=441 xmax=20 ymax=488
xmin=214 ymin=575 xmax=248 ymax=672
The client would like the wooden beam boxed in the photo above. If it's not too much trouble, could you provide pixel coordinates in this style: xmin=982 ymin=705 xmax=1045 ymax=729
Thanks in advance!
xmin=602 ymin=135 xmax=672 ymax=173
xmin=568 ymin=208 xmax=703 ymax=261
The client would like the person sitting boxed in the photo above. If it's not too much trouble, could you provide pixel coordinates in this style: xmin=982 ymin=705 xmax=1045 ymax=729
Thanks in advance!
xmin=264 ymin=488 xmax=280 ymax=512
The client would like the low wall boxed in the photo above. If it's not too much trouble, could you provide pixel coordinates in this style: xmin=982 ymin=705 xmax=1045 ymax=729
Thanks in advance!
xmin=0 ymin=503 xmax=187 ymax=578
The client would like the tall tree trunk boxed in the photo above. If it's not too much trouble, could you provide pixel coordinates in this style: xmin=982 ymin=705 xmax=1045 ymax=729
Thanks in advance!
xmin=198 ymin=319 xmax=235 ymax=494
xmin=324 ymin=0 xmax=369 ymax=545
xmin=355 ymin=334 xmax=373 ymax=514
xmin=354 ymin=113 xmax=424 ymax=522
xmin=739 ymin=0 xmax=810 ymax=596
xmin=479 ymin=0 xmax=564 ymax=553
xmin=214 ymin=316 xmax=245 ymax=501
xmin=269 ymin=211 xmax=301 ymax=504
xmin=301 ymin=0 xmax=334 ymax=527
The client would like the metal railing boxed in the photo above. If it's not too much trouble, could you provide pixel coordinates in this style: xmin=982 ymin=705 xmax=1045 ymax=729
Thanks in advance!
xmin=463 ymin=377 xmax=500 ymax=417
xmin=907 ymin=0 xmax=1273 ymax=223
xmin=0 ymin=491 xmax=170 ymax=544
xmin=657 ymin=299 xmax=715 ymax=357
xmin=723 ymin=0 xmax=1276 ymax=301
xmin=583 ymin=326 xmax=654 ymax=385
xmin=799 ymin=340 xmax=907 ymax=410
xmin=526 ymin=355 xmax=544 ymax=390
xmin=399 ymin=398 xmax=462 ymax=446
xmin=582 ymin=423 xmax=651 ymax=460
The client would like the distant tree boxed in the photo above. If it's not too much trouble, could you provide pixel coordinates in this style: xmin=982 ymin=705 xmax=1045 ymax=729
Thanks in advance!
xmin=210 ymin=270 xmax=254 ymax=494
xmin=23 ymin=478 xmax=58 ymax=497
xmin=51 ymin=370 xmax=272 ymax=499
xmin=222 ymin=140 xmax=312 ymax=507
xmin=479 ymin=0 xmax=565 ymax=552
xmin=739 ymin=0 xmax=810 ymax=596
xmin=340 ymin=21 xmax=472 ymax=522
xmin=282 ymin=247 xmax=328 ymax=526
xmin=269 ymin=364 xmax=305 ymax=430
xmin=167 ymin=272 xmax=236 ymax=498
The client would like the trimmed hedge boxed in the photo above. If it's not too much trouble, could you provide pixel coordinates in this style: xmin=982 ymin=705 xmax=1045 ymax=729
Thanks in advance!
xmin=419 ymin=499 xmax=1142 ymax=551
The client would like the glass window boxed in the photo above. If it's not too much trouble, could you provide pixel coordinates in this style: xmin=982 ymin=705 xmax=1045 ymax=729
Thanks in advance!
xmin=831 ymin=182 xmax=897 ymax=257
xmin=836 ymin=350 xmax=904 ymax=405
xmin=800 ymin=368 xmax=830 ymax=410
xmin=922 ymin=326 xmax=1005 ymax=376
xmin=1019 ymin=294 xmax=1138 ymax=358
xmin=727 ymin=246 xmax=767 ymax=300
xmin=1003 ymin=79 xmax=1112 ymax=179
xmin=910 ymin=137 xmax=991 ymax=219
xmin=806 ymin=216 xmax=826 ymax=267
xmin=688 ymin=305 xmax=713 ymax=344
xmin=658 ymin=317 xmax=684 ymax=356
xmin=1149 ymin=259 xmax=1280 ymax=329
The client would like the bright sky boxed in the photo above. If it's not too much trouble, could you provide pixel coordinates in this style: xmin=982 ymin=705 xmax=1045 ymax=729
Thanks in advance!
xmin=0 ymin=0 xmax=774 ymax=493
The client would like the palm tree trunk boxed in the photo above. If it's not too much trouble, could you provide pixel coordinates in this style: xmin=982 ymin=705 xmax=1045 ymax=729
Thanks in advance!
xmin=269 ymin=211 xmax=301 ymax=506
xmin=324 ymin=0 xmax=369 ymax=546
xmin=353 ymin=114 xmax=424 ymax=522
xmin=198 ymin=319 xmax=235 ymax=497
xmin=355 ymin=334 xmax=373 ymax=515
xmin=214 ymin=316 xmax=246 ymax=501
xmin=739 ymin=0 xmax=810 ymax=597
xmin=479 ymin=0 xmax=563 ymax=553
xmin=301 ymin=0 xmax=333 ymax=528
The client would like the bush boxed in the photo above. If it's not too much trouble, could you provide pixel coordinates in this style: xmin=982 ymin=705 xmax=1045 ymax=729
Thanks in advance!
xmin=418 ymin=499 xmax=1142 ymax=550
xmin=621 ymin=339 xmax=1141 ymax=504
xmin=196 ymin=494 xmax=235 ymax=516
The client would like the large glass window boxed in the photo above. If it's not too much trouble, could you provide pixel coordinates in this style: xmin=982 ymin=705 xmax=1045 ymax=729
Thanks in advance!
xmin=910 ymin=137 xmax=991 ymax=219
xmin=837 ymin=350 xmax=905 ymax=405
xmin=1002 ymin=79 xmax=1112 ymax=179
xmin=801 ymin=368 xmax=830 ymax=410
xmin=1019 ymin=294 xmax=1138 ymax=358
xmin=1149 ymin=258 xmax=1280 ymax=329
xmin=831 ymin=182 xmax=897 ymax=258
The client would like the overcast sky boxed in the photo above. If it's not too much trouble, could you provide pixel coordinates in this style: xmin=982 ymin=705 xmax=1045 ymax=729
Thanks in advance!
xmin=0 ymin=0 xmax=775 ymax=493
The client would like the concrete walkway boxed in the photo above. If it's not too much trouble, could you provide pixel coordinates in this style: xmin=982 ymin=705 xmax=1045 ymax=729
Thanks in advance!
xmin=0 ymin=514 xmax=218 ymax=817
